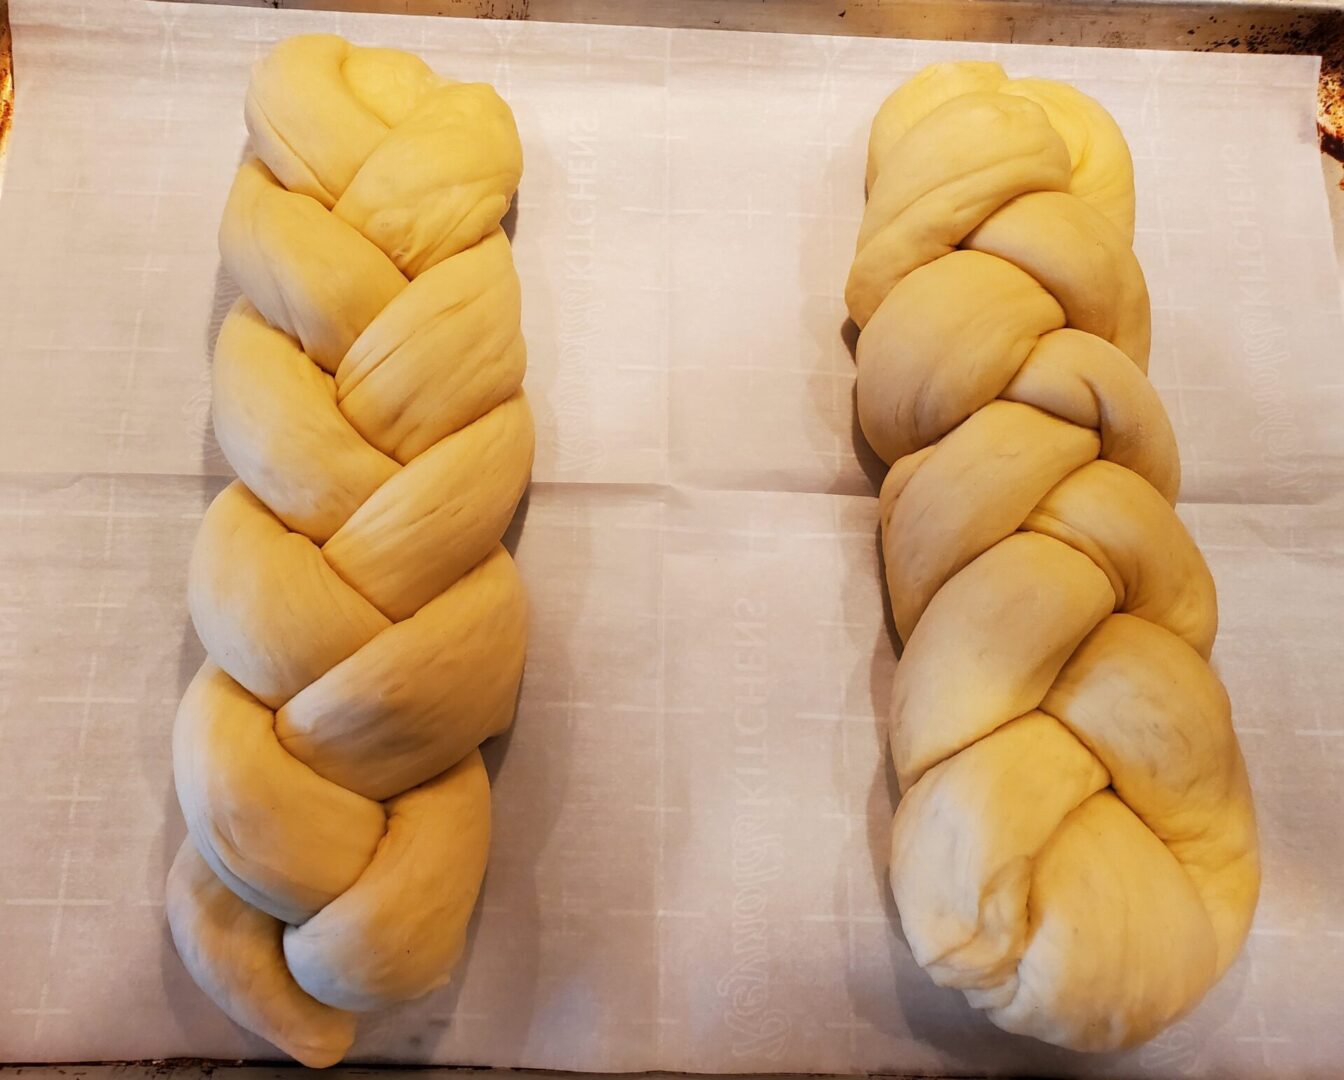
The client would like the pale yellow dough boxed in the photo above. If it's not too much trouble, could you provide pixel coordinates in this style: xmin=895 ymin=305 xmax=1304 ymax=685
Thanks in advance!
xmin=165 ymin=35 xmax=531 ymax=1066
xmin=849 ymin=62 xmax=1259 ymax=1052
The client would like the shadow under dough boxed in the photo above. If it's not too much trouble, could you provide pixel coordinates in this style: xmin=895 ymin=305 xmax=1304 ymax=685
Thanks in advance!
xmin=152 ymin=260 xmax=236 ymax=1048
xmin=360 ymin=182 xmax=574 ymax=1062
xmin=815 ymin=228 xmax=1015 ymax=1058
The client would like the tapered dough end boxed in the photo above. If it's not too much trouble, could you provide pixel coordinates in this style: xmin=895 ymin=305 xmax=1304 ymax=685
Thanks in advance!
xmin=866 ymin=61 xmax=1008 ymax=190
xmin=987 ymin=791 xmax=1218 ymax=1051
xmin=165 ymin=838 xmax=356 ymax=1068
xmin=284 ymin=751 xmax=492 ymax=1011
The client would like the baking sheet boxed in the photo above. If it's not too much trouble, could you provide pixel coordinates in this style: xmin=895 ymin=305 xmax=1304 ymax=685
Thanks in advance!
xmin=2 ymin=1 xmax=1343 ymax=1075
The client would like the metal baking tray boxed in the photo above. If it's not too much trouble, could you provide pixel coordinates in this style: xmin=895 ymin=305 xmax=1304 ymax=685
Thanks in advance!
xmin=170 ymin=0 xmax=1344 ymax=156
xmin=1 ymin=1 xmax=1340 ymax=172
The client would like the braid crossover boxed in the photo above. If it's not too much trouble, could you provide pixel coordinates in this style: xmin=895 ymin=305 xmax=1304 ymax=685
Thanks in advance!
xmin=165 ymin=35 xmax=532 ymax=1067
xmin=847 ymin=62 xmax=1259 ymax=1051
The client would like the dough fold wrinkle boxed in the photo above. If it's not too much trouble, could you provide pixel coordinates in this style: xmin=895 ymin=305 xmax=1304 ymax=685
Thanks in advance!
xmin=165 ymin=35 xmax=530 ymax=1066
xmin=848 ymin=61 xmax=1259 ymax=1052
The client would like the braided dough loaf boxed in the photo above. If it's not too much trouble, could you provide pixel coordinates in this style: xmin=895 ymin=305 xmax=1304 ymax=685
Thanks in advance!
xmin=847 ymin=62 xmax=1260 ymax=1051
xmin=165 ymin=36 xmax=531 ymax=1066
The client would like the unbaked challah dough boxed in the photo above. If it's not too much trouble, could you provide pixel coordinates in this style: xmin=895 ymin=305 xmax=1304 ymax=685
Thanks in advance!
xmin=166 ymin=35 xmax=531 ymax=1067
xmin=846 ymin=61 xmax=1259 ymax=1051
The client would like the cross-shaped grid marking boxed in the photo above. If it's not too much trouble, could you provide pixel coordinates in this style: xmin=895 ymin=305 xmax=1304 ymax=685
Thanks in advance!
xmin=0 ymin=489 xmax=43 ymax=522
xmin=9 ymin=650 xmax=119 ymax=1041
xmin=803 ymin=868 xmax=887 ymax=1057
xmin=608 ymin=703 xmax=704 ymax=716
xmin=433 ymin=1010 xmax=492 ymax=1026
xmin=1197 ymin=543 xmax=1344 ymax=556
xmin=613 ymin=518 xmax=777 ymax=556
xmin=65 ymin=583 xmax=126 ymax=635
xmin=611 ymin=700 xmax=703 ymax=825
xmin=103 ymin=54 xmax=179 ymax=456
xmin=796 ymin=710 xmax=880 ymax=725
xmin=757 ymin=95 xmax=854 ymax=417
xmin=234 ymin=13 xmax=274 ymax=58
xmin=794 ymin=529 xmax=877 ymax=542
xmin=817 ymin=618 xmax=870 ymax=631
xmin=28 ymin=789 xmax=104 ymax=809
xmin=528 ymin=697 xmax=602 ymax=713
xmin=718 ymin=188 xmax=779 ymax=231
xmin=796 ymin=506 xmax=888 ymax=1060
xmin=656 ymin=34 xmax=677 ymax=492
xmin=719 ymin=346 xmax=785 ymax=406
xmin=617 ymin=199 xmax=695 ymax=218
xmin=7 ymin=476 xmax=171 ymax=1033
xmin=24 ymin=342 xmax=175 ymax=354
xmin=97 ymin=410 xmax=149 ymax=455
xmin=604 ymin=876 xmax=687 ymax=1029
xmin=62 ymin=478 xmax=158 ymax=561
xmin=1235 ymin=1008 xmax=1290 ymax=1067
xmin=824 ymin=1016 xmax=873 ymax=1052
xmin=487 ymin=21 xmax=523 ymax=98
xmin=829 ymin=40 xmax=921 ymax=79
xmin=36 ymin=655 xmax=133 ymax=745
xmin=1134 ymin=224 xmax=1205 ymax=239
xmin=120 ymin=254 xmax=171 ymax=383
xmin=1175 ymin=497 xmax=1205 ymax=553
xmin=649 ymin=492 xmax=674 ymax=1053
xmin=9 ymin=1006 xmax=70 ymax=1023
xmin=788 ymin=121 xmax=859 ymax=388
xmin=678 ymin=361 xmax=852 ymax=380
xmin=1148 ymin=301 xmax=1199 ymax=317
xmin=599 ymin=46 xmax=682 ymax=452
xmin=1268 ymin=529 xmax=1323 ymax=767
xmin=1148 ymin=375 xmax=1230 ymax=395
xmin=544 ymin=881 xmax=600 ymax=941
xmin=1294 ymin=707 xmax=1344 ymax=755
xmin=31 ymin=671 xmax=121 ymax=863
xmin=1134 ymin=181 xmax=1207 ymax=492
xmin=616 ymin=117 xmax=693 ymax=203
xmin=799 ymin=709 xmax=880 ymax=838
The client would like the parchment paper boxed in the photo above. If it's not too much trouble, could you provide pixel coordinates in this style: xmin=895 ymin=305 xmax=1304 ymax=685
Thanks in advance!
xmin=1 ymin=1 xmax=1342 ymax=1076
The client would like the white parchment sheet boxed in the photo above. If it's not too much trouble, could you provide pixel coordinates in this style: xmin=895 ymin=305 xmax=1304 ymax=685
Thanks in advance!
xmin=2 ymin=1 xmax=1342 ymax=1075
